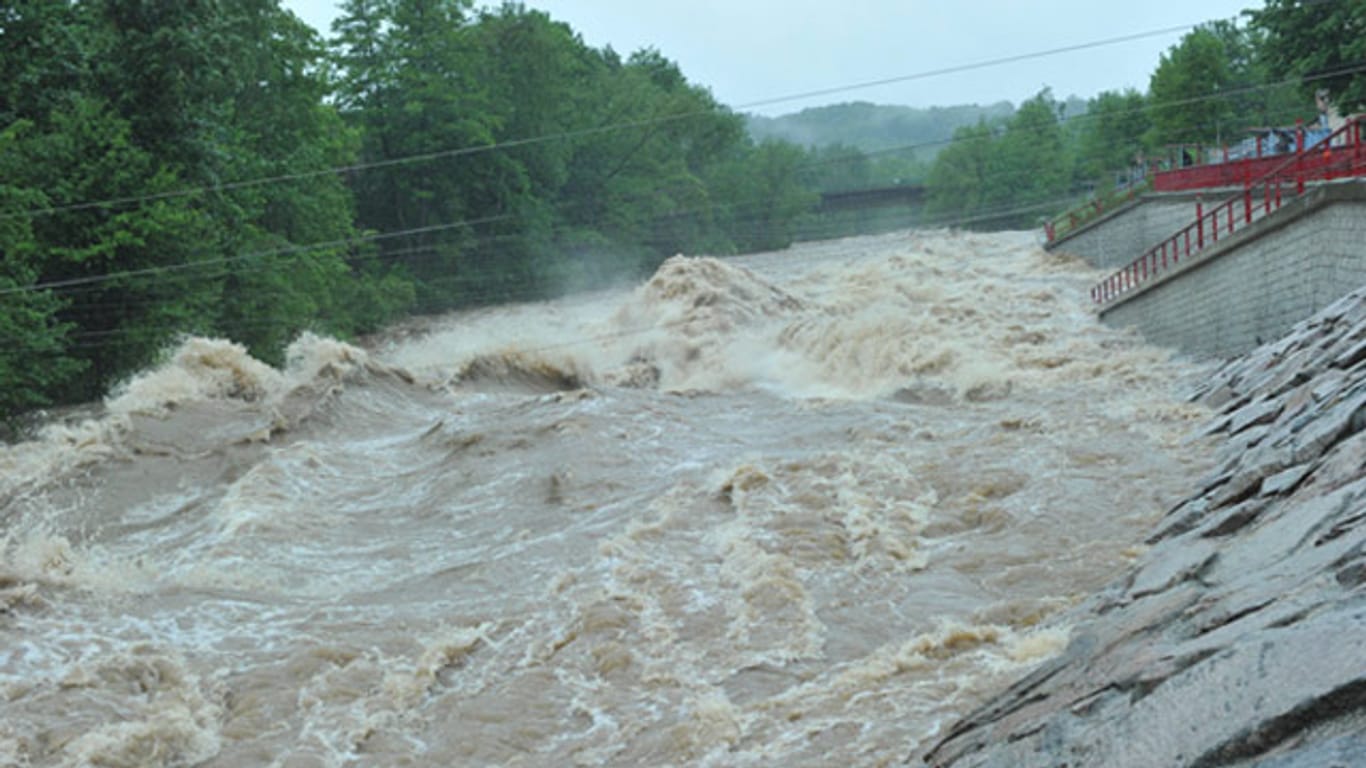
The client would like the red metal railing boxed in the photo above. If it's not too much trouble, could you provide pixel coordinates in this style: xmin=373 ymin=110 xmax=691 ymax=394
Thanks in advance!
xmin=1152 ymin=121 xmax=1308 ymax=192
xmin=1091 ymin=117 xmax=1366 ymax=305
xmin=1045 ymin=179 xmax=1150 ymax=243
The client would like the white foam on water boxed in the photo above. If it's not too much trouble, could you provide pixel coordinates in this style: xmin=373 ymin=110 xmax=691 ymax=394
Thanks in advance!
xmin=0 ymin=230 xmax=1220 ymax=767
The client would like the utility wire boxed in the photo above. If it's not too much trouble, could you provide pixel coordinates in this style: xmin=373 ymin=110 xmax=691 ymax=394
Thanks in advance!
xmin=0 ymin=18 xmax=1240 ymax=223
xmin=53 ymin=188 xmax=1093 ymax=348
xmin=5 ymin=22 xmax=1358 ymax=301
xmin=739 ymin=23 xmax=1199 ymax=111
xmin=5 ymin=61 xmax=1339 ymax=300
xmin=6 ymin=154 xmax=1092 ymax=301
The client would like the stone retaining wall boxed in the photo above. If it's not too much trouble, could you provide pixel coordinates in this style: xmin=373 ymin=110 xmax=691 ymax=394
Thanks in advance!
xmin=1047 ymin=191 xmax=1213 ymax=270
xmin=1097 ymin=181 xmax=1366 ymax=359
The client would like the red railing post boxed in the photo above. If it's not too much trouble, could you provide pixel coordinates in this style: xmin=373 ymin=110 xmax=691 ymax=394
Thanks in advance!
xmin=1296 ymin=119 xmax=1306 ymax=195
xmin=1196 ymin=196 xmax=1204 ymax=249
xmin=1088 ymin=116 xmax=1366 ymax=304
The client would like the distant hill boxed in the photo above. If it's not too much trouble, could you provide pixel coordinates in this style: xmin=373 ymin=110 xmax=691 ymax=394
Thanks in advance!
xmin=747 ymin=101 xmax=1015 ymax=161
xmin=747 ymin=98 xmax=1088 ymax=161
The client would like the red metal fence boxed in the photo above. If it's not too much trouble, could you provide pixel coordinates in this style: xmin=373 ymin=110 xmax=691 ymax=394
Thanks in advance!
xmin=1044 ymin=180 xmax=1149 ymax=243
xmin=1091 ymin=117 xmax=1366 ymax=306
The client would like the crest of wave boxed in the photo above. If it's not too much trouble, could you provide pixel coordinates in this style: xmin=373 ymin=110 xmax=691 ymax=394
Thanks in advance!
xmin=761 ymin=244 xmax=1027 ymax=400
xmin=105 ymin=332 xmax=372 ymax=417
xmin=605 ymin=255 xmax=806 ymax=391
xmin=0 ymin=334 xmax=377 ymax=500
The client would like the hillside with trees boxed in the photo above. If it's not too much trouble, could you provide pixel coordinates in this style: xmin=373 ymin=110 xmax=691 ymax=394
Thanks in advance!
xmin=748 ymin=101 xmax=1018 ymax=158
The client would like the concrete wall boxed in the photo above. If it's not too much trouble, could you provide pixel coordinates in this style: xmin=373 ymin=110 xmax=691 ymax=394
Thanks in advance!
xmin=1097 ymin=181 xmax=1366 ymax=359
xmin=1049 ymin=191 xmax=1233 ymax=270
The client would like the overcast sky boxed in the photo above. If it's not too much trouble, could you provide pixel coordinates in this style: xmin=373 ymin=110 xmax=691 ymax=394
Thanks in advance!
xmin=282 ymin=0 xmax=1258 ymax=115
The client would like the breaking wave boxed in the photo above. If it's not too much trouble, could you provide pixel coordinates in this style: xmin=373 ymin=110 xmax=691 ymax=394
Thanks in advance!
xmin=0 ymin=230 xmax=1218 ymax=767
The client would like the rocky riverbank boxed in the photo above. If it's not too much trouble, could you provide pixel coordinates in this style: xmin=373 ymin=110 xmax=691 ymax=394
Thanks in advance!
xmin=918 ymin=288 xmax=1366 ymax=767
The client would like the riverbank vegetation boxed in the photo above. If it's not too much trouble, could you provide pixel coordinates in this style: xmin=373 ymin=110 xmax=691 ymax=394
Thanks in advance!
xmin=1 ymin=0 xmax=1360 ymax=425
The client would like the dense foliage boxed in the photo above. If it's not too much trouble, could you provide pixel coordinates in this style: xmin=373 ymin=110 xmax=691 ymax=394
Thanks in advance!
xmin=1250 ymin=0 xmax=1366 ymax=112
xmin=0 ymin=0 xmax=817 ymax=425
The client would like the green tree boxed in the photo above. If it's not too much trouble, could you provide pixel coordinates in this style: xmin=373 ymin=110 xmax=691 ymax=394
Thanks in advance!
xmin=332 ymin=0 xmax=529 ymax=311
xmin=925 ymin=121 xmax=995 ymax=224
xmin=1250 ymin=0 xmax=1366 ymax=113
xmin=1075 ymin=89 xmax=1150 ymax=186
xmin=984 ymin=90 xmax=1070 ymax=226
xmin=0 ymin=129 xmax=85 ymax=425
xmin=800 ymin=144 xmax=876 ymax=193
xmin=0 ymin=0 xmax=398 ymax=414
xmin=1202 ymin=18 xmax=1302 ymax=130
xmin=1147 ymin=26 xmax=1238 ymax=147
xmin=710 ymin=140 xmax=816 ymax=252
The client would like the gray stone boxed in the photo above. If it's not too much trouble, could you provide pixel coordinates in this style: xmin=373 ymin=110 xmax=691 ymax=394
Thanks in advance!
xmin=1330 ymin=337 xmax=1366 ymax=370
xmin=1261 ymin=464 xmax=1314 ymax=497
xmin=1289 ymin=388 xmax=1366 ymax=465
xmin=1300 ymin=429 xmax=1366 ymax=496
xmin=920 ymin=608 xmax=1366 ymax=768
xmin=1229 ymin=397 xmax=1284 ymax=435
xmin=1245 ymin=730 xmax=1366 ymax=768
xmin=920 ymin=286 xmax=1366 ymax=768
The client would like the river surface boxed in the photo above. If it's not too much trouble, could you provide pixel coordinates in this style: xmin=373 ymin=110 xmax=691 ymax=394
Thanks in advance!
xmin=1 ymin=230 xmax=1216 ymax=767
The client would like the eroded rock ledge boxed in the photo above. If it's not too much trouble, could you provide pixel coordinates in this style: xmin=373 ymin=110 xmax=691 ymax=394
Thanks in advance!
xmin=917 ymin=289 xmax=1366 ymax=768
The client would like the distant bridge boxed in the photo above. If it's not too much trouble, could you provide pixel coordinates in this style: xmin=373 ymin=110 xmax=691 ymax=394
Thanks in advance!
xmin=818 ymin=184 xmax=926 ymax=212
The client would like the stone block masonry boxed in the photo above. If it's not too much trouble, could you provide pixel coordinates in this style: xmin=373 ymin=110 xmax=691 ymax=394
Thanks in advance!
xmin=1096 ymin=181 xmax=1366 ymax=359
xmin=1047 ymin=190 xmax=1216 ymax=271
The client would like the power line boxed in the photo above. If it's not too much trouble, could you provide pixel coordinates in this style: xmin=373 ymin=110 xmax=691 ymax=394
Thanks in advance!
xmin=0 ymin=215 xmax=513 ymax=296
xmin=9 ymin=57 xmax=1346 ymax=301
xmin=3 ymin=17 xmax=1357 ymax=309
xmin=0 ymin=18 xmax=1236 ymax=223
xmin=54 ymin=191 xmax=1090 ymax=354
xmin=4 ymin=149 xmax=1090 ymax=302
xmin=739 ymin=23 xmax=1200 ymax=111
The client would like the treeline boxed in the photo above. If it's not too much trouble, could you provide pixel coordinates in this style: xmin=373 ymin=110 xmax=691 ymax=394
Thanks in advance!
xmin=2 ymin=1 xmax=1360 ymax=425
xmin=747 ymin=101 xmax=1020 ymax=187
xmin=921 ymin=7 xmax=1366 ymax=229
xmin=0 ymin=0 xmax=846 ymax=424
xmin=749 ymin=101 xmax=1023 ymax=156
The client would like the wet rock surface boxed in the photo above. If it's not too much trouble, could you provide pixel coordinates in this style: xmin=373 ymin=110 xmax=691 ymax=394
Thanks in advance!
xmin=918 ymin=288 xmax=1366 ymax=768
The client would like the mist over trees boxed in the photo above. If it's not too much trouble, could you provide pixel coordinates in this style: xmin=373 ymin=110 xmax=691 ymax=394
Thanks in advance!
xmin=2 ymin=1 xmax=1364 ymax=426
xmin=0 ymin=0 xmax=818 ymax=424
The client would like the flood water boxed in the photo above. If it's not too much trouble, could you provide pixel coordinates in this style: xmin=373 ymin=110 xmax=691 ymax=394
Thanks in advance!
xmin=1 ymin=230 xmax=1216 ymax=767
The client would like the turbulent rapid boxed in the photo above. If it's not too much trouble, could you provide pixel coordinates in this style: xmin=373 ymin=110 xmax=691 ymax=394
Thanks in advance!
xmin=0 ymin=231 xmax=1216 ymax=767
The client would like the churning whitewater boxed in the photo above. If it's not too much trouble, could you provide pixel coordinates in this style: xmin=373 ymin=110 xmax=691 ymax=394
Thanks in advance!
xmin=1 ymin=231 xmax=1216 ymax=767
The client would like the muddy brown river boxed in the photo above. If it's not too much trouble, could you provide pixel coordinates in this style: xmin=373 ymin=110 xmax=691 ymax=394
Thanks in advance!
xmin=1 ymin=230 xmax=1216 ymax=766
